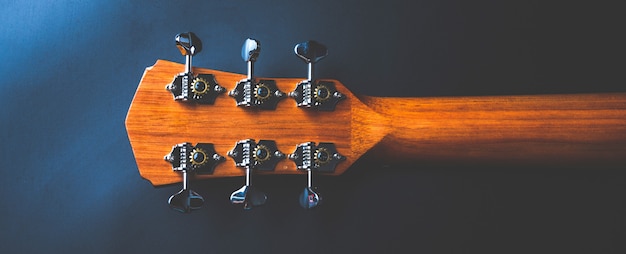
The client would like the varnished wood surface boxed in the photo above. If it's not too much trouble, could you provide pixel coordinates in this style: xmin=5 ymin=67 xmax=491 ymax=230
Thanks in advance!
xmin=360 ymin=94 xmax=626 ymax=166
xmin=126 ymin=60 xmax=626 ymax=186
xmin=126 ymin=60 xmax=374 ymax=186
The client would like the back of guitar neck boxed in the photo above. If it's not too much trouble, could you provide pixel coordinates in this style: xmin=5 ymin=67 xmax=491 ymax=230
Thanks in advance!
xmin=357 ymin=93 xmax=626 ymax=168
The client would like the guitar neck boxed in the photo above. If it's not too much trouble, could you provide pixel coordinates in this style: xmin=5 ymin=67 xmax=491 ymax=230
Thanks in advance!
xmin=127 ymin=59 xmax=626 ymax=186
xmin=356 ymin=93 xmax=626 ymax=167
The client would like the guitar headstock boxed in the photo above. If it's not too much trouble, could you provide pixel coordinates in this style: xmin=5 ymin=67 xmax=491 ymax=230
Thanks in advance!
xmin=125 ymin=33 xmax=387 ymax=210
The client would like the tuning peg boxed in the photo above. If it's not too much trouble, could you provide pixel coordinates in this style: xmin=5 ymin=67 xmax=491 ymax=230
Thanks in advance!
xmin=168 ymin=170 xmax=204 ymax=212
xmin=228 ymin=165 xmax=268 ymax=210
xmin=175 ymin=32 xmax=202 ymax=74
xmin=164 ymin=143 xmax=225 ymax=213
xmin=166 ymin=32 xmax=225 ymax=104
xmin=289 ymin=41 xmax=344 ymax=111
xmin=229 ymin=39 xmax=285 ymax=109
xmin=289 ymin=142 xmax=345 ymax=209
xmin=175 ymin=32 xmax=202 ymax=56
xmin=228 ymin=159 xmax=267 ymax=210
xmin=299 ymin=170 xmax=322 ymax=209
xmin=294 ymin=40 xmax=327 ymax=81
xmin=241 ymin=38 xmax=260 ymax=80
xmin=230 ymin=185 xmax=268 ymax=210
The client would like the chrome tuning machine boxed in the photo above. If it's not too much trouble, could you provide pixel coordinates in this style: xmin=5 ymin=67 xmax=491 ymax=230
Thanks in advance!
xmin=289 ymin=142 xmax=345 ymax=209
xmin=164 ymin=142 xmax=225 ymax=212
xmin=289 ymin=41 xmax=344 ymax=111
xmin=228 ymin=139 xmax=285 ymax=209
xmin=229 ymin=38 xmax=285 ymax=109
xmin=166 ymin=32 xmax=226 ymax=104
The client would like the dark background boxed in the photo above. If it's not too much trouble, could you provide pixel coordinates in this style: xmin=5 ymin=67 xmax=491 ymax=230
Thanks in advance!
xmin=1 ymin=0 xmax=625 ymax=253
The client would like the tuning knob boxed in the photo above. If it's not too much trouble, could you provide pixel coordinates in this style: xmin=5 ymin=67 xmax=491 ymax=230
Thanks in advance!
xmin=294 ymin=40 xmax=327 ymax=81
xmin=228 ymin=157 xmax=267 ymax=210
xmin=175 ymin=32 xmax=202 ymax=56
xmin=167 ymin=170 xmax=205 ymax=213
xmin=241 ymin=38 xmax=260 ymax=80
xmin=300 ymin=170 xmax=322 ymax=209
xmin=230 ymin=185 xmax=268 ymax=210
xmin=175 ymin=32 xmax=202 ymax=74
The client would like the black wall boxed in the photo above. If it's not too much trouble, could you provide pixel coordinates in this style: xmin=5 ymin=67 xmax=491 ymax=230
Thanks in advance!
xmin=1 ymin=0 xmax=625 ymax=253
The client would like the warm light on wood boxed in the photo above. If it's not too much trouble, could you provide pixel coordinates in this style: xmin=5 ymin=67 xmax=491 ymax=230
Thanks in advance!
xmin=126 ymin=60 xmax=626 ymax=186
xmin=126 ymin=60 xmax=365 ymax=186
xmin=360 ymin=95 xmax=626 ymax=166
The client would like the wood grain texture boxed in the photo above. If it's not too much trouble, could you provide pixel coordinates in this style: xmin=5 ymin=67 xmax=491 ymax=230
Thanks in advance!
xmin=359 ymin=94 xmax=626 ymax=167
xmin=127 ymin=60 xmax=626 ymax=186
xmin=126 ymin=60 xmax=374 ymax=186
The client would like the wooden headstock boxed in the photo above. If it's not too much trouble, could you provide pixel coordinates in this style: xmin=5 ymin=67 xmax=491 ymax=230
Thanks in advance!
xmin=127 ymin=58 xmax=626 ymax=187
xmin=125 ymin=59 xmax=386 ymax=186
xmin=127 ymin=34 xmax=626 ymax=191
xmin=127 ymin=35 xmax=626 ymax=212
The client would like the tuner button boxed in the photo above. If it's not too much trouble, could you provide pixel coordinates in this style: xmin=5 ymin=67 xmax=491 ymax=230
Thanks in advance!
xmin=241 ymin=38 xmax=260 ymax=62
xmin=299 ymin=186 xmax=322 ymax=209
xmin=169 ymin=188 xmax=205 ymax=213
xmin=175 ymin=32 xmax=202 ymax=56
xmin=230 ymin=185 xmax=267 ymax=210
xmin=294 ymin=40 xmax=328 ymax=64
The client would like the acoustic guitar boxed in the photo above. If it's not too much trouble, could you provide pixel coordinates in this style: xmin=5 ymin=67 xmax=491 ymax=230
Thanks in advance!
xmin=125 ymin=32 xmax=626 ymax=212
